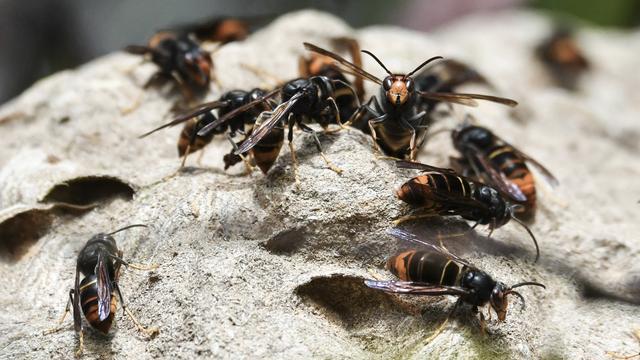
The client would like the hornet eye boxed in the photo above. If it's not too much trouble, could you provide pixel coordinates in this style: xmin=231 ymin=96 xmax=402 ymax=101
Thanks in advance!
xmin=406 ymin=79 xmax=414 ymax=91
xmin=383 ymin=77 xmax=393 ymax=90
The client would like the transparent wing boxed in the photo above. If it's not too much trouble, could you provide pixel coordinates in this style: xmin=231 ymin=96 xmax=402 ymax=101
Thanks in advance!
xmin=139 ymin=100 xmax=228 ymax=138
xmin=304 ymin=42 xmax=383 ymax=85
xmin=396 ymin=160 xmax=457 ymax=174
xmin=497 ymin=138 xmax=558 ymax=186
xmin=418 ymin=91 xmax=518 ymax=107
xmin=234 ymin=92 xmax=301 ymax=154
xmin=95 ymin=252 xmax=112 ymax=321
xmin=398 ymin=169 xmax=491 ymax=216
xmin=465 ymin=149 xmax=528 ymax=202
xmin=364 ymin=280 xmax=470 ymax=296
xmin=386 ymin=228 xmax=479 ymax=270
xmin=197 ymin=88 xmax=280 ymax=137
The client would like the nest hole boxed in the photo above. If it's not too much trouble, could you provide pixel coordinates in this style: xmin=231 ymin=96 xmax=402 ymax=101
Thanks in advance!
xmin=0 ymin=209 xmax=52 ymax=262
xmin=42 ymin=176 xmax=135 ymax=206
xmin=296 ymin=275 xmax=416 ymax=329
xmin=296 ymin=275 xmax=442 ymax=355
xmin=264 ymin=228 xmax=307 ymax=254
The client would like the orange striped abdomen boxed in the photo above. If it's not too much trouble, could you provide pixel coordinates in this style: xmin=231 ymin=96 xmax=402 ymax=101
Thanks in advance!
xmin=251 ymin=127 xmax=284 ymax=174
xmin=508 ymin=168 xmax=536 ymax=215
xmin=488 ymin=146 xmax=536 ymax=215
xmin=178 ymin=120 xmax=214 ymax=156
xmin=79 ymin=276 xmax=118 ymax=334
xmin=396 ymin=173 xmax=471 ymax=209
xmin=387 ymin=250 xmax=461 ymax=286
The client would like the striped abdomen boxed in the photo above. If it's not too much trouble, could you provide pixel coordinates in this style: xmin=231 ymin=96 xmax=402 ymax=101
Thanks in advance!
xmin=487 ymin=145 xmax=536 ymax=214
xmin=79 ymin=275 xmax=117 ymax=334
xmin=387 ymin=250 xmax=462 ymax=286
xmin=396 ymin=172 xmax=472 ymax=209
xmin=250 ymin=127 xmax=284 ymax=174
xmin=178 ymin=120 xmax=215 ymax=157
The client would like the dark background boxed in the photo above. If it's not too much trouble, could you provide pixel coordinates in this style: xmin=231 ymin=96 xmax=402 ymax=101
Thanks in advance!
xmin=0 ymin=0 xmax=638 ymax=103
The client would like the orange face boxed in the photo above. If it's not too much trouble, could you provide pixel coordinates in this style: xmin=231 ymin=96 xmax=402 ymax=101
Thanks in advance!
xmin=494 ymin=298 xmax=508 ymax=321
xmin=195 ymin=55 xmax=212 ymax=85
xmin=383 ymin=75 xmax=414 ymax=106
xmin=490 ymin=286 xmax=509 ymax=322
xmin=213 ymin=19 xmax=249 ymax=43
xmin=552 ymin=38 xmax=581 ymax=64
xmin=184 ymin=52 xmax=212 ymax=87
xmin=148 ymin=31 xmax=175 ymax=48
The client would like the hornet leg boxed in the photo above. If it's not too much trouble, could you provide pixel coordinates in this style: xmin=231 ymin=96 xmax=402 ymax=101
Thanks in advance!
xmin=423 ymin=298 xmax=462 ymax=344
xmin=287 ymin=115 xmax=300 ymax=189
xmin=109 ymin=254 xmax=159 ymax=271
xmin=170 ymin=71 xmax=195 ymax=105
xmin=43 ymin=289 xmax=75 ymax=335
xmin=114 ymin=283 xmax=159 ymax=336
xmin=487 ymin=219 xmax=496 ymax=239
xmin=322 ymin=96 xmax=347 ymax=133
xmin=393 ymin=212 xmax=438 ymax=225
xmin=402 ymin=111 xmax=426 ymax=161
xmin=324 ymin=78 xmax=362 ymax=132
xmin=298 ymin=123 xmax=343 ymax=174
xmin=368 ymin=115 xmax=389 ymax=158
xmin=226 ymin=133 xmax=254 ymax=174
xmin=343 ymin=95 xmax=378 ymax=129
xmin=76 ymin=329 xmax=84 ymax=357
xmin=196 ymin=148 xmax=206 ymax=166
xmin=180 ymin=144 xmax=191 ymax=170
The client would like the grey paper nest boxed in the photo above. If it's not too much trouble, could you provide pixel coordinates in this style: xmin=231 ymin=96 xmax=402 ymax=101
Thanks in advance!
xmin=0 ymin=9 xmax=639 ymax=360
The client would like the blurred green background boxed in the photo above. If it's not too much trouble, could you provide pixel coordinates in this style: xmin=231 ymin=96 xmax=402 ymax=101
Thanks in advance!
xmin=533 ymin=0 xmax=640 ymax=27
xmin=0 ymin=0 xmax=638 ymax=103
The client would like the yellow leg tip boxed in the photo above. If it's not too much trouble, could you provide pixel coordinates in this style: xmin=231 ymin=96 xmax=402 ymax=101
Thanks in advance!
xmin=143 ymin=326 xmax=160 ymax=337
xmin=423 ymin=317 xmax=449 ymax=344
xmin=127 ymin=263 xmax=159 ymax=271
xmin=393 ymin=216 xmax=413 ymax=225
xmin=243 ymin=162 xmax=254 ymax=174
xmin=75 ymin=334 xmax=85 ymax=357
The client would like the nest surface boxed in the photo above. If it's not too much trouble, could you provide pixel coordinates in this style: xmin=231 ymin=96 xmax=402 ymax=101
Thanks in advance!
xmin=0 ymin=9 xmax=639 ymax=360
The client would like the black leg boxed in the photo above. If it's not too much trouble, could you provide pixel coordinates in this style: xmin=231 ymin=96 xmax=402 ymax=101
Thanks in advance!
xmin=298 ymin=123 xmax=323 ymax=152
xmin=323 ymin=96 xmax=344 ymax=132
xmin=371 ymin=97 xmax=383 ymax=113
xmin=367 ymin=115 xmax=389 ymax=156
xmin=287 ymin=115 xmax=296 ymax=143
xmin=298 ymin=123 xmax=342 ymax=174
xmin=287 ymin=114 xmax=301 ymax=188
xmin=399 ymin=117 xmax=418 ymax=161
xmin=332 ymin=79 xmax=361 ymax=108
xmin=344 ymin=96 xmax=380 ymax=128
xmin=225 ymin=133 xmax=253 ymax=173
xmin=487 ymin=219 xmax=496 ymax=239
